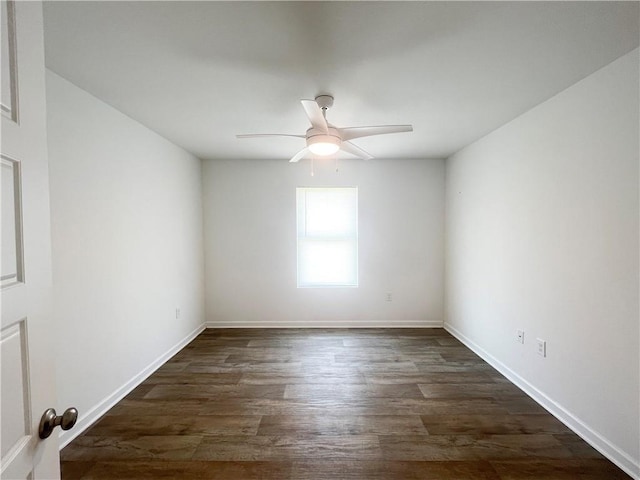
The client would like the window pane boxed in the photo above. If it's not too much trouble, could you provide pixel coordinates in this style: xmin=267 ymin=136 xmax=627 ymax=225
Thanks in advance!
xmin=298 ymin=239 xmax=357 ymax=286
xmin=304 ymin=189 xmax=357 ymax=237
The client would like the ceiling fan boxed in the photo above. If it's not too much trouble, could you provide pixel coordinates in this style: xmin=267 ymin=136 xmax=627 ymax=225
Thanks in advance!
xmin=236 ymin=95 xmax=413 ymax=162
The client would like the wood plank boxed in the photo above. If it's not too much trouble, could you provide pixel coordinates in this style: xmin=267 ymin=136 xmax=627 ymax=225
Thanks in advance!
xmin=143 ymin=372 xmax=242 ymax=385
xmin=69 ymin=461 xmax=293 ymax=479
xmin=284 ymin=384 xmax=424 ymax=400
xmin=257 ymin=415 xmax=429 ymax=436
xmin=239 ymin=372 xmax=367 ymax=385
xmin=418 ymin=382 xmax=526 ymax=399
xmin=490 ymin=459 xmax=633 ymax=480
xmin=290 ymin=460 xmax=501 ymax=480
xmin=420 ymin=414 xmax=572 ymax=435
xmin=85 ymin=415 xmax=261 ymax=436
xmin=184 ymin=362 xmax=305 ymax=374
xmin=378 ymin=434 xmax=573 ymax=461
xmin=144 ymin=384 xmax=285 ymax=400
xmin=365 ymin=372 xmax=497 ymax=384
xmin=192 ymin=435 xmax=381 ymax=461
xmin=60 ymin=435 xmax=202 ymax=461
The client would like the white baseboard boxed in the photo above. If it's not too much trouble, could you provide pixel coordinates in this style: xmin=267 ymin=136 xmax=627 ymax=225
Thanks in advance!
xmin=205 ymin=320 xmax=443 ymax=329
xmin=444 ymin=322 xmax=640 ymax=480
xmin=58 ymin=323 xmax=206 ymax=449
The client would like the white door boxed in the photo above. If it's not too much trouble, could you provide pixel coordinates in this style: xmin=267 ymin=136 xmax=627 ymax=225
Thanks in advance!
xmin=1 ymin=1 xmax=62 ymax=478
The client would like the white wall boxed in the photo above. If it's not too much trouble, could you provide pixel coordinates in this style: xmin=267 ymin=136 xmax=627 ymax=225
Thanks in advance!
xmin=46 ymin=70 xmax=205 ymax=446
xmin=203 ymin=158 xmax=444 ymax=327
xmin=445 ymin=49 xmax=639 ymax=477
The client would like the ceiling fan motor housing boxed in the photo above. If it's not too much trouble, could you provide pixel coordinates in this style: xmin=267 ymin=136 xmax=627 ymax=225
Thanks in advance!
xmin=306 ymin=126 xmax=341 ymax=155
xmin=307 ymin=126 xmax=341 ymax=142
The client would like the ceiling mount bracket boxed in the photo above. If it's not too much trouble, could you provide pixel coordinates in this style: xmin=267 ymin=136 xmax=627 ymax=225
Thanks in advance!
xmin=315 ymin=95 xmax=334 ymax=111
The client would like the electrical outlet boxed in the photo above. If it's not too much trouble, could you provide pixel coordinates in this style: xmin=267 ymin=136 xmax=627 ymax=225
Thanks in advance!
xmin=175 ymin=307 xmax=181 ymax=319
xmin=516 ymin=330 xmax=524 ymax=344
xmin=536 ymin=338 xmax=546 ymax=357
xmin=386 ymin=293 xmax=392 ymax=302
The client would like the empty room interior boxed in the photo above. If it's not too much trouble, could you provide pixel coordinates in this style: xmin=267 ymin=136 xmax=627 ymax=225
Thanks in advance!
xmin=1 ymin=1 xmax=639 ymax=479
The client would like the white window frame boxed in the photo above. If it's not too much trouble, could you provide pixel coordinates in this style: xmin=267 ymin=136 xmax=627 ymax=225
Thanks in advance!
xmin=296 ymin=187 xmax=359 ymax=288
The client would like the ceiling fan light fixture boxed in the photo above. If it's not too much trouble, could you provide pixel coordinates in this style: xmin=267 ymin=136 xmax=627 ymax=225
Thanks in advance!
xmin=307 ymin=135 xmax=340 ymax=156
xmin=237 ymin=95 xmax=413 ymax=162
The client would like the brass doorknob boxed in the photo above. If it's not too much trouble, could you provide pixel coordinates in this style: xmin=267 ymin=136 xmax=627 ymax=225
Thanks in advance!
xmin=38 ymin=407 xmax=78 ymax=439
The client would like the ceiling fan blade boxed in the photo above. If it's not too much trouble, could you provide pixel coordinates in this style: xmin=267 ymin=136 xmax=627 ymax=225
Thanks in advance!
xmin=236 ymin=134 xmax=305 ymax=139
xmin=339 ymin=125 xmax=413 ymax=141
xmin=289 ymin=147 xmax=309 ymax=163
xmin=341 ymin=141 xmax=374 ymax=160
xmin=300 ymin=100 xmax=328 ymax=133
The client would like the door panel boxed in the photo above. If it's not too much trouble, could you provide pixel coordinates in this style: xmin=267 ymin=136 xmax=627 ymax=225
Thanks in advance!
xmin=1 ymin=1 xmax=60 ymax=478
xmin=1 ymin=0 xmax=17 ymax=123
xmin=0 ymin=320 xmax=30 ymax=460
xmin=1 ymin=154 xmax=24 ymax=287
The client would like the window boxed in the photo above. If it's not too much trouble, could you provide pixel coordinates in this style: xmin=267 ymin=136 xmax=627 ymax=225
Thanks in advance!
xmin=296 ymin=187 xmax=358 ymax=288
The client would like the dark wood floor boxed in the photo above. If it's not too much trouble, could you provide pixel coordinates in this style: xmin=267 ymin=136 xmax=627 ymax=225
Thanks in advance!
xmin=61 ymin=328 xmax=630 ymax=479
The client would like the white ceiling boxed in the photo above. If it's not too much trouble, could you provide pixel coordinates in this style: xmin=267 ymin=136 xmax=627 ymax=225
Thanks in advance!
xmin=43 ymin=1 xmax=639 ymax=161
